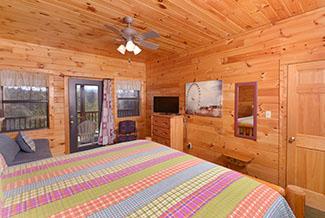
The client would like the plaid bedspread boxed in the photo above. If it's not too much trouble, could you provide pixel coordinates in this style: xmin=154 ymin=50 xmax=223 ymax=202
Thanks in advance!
xmin=0 ymin=140 xmax=294 ymax=218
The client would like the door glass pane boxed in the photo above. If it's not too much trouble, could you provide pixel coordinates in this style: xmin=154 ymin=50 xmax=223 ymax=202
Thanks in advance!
xmin=76 ymin=85 xmax=100 ymax=147
xmin=76 ymin=85 xmax=81 ymax=113
xmin=84 ymin=85 xmax=99 ymax=112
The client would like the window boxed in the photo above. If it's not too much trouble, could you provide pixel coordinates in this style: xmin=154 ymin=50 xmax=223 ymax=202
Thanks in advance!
xmin=116 ymin=80 xmax=141 ymax=118
xmin=117 ymin=89 xmax=140 ymax=117
xmin=0 ymin=86 xmax=49 ymax=132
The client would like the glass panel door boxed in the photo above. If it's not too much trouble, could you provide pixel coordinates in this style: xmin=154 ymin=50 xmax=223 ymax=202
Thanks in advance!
xmin=69 ymin=79 xmax=102 ymax=153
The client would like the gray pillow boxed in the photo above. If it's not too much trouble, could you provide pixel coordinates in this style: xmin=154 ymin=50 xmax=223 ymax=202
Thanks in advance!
xmin=16 ymin=132 xmax=36 ymax=153
xmin=0 ymin=133 xmax=21 ymax=165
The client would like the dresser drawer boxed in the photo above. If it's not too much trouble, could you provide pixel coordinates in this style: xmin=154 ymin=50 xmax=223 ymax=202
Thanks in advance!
xmin=152 ymin=125 xmax=170 ymax=139
xmin=152 ymin=116 xmax=170 ymax=128
xmin=152 ymin=136 xmax=170 ymax=146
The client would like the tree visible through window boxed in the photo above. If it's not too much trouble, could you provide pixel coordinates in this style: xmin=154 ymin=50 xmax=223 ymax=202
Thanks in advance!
xmin=0 ymin=86 xmax=49 ymax=132
xmin=117 ymin=89 xmax=140 ymax=117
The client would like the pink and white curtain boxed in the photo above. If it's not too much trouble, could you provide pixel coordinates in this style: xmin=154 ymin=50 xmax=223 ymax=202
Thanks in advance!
xmin=98 ymin=80 xmax=115 ymax=145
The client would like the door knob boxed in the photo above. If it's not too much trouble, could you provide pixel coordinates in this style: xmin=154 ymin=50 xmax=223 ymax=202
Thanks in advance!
xmin=288 ymin=136 xmax=296 ymax=143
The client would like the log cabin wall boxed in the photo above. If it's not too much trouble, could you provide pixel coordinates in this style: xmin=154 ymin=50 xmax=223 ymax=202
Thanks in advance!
xmin=0 ymin=38 xmax=146 ymax=156
xmin=146 ymin=8 xmax=325 ymax=185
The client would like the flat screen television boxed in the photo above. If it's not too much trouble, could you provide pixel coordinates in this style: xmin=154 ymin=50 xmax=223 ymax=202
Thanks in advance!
xmin=153 ymin=96 xmax=179 ymax=114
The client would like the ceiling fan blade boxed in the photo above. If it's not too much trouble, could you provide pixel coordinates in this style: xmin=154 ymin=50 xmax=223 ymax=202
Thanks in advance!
xmin=137 ymin=40 xmax=159 ymax=50
xmin=139 ymin=31 xmax=160 ymax=40
xmin=104 ymin=24 xmax=121 ymax=34
xmin=113 ymin=38 xmax=125 ymax=44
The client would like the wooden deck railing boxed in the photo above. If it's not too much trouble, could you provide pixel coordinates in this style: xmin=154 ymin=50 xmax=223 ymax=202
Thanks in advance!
xmin=0 ymin=111 xmax=99 ymax=132
xmin=1 ymin=116 xmax=48 ymax=131
xmin=77 ymin=111 xmax=99 ymax=124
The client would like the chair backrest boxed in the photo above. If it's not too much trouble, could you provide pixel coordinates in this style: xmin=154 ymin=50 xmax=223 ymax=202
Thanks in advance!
xmin=118 ymin=120 xmax=136 ymax=134
xmin=78 ymin=120 xmax=97 ymax=144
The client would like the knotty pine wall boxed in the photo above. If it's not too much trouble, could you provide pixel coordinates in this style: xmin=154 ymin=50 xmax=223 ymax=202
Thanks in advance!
xmin=0 ymin=38 xmax=146 ymax=156
xmin=146 ymin=8 xmax=325 ymax=185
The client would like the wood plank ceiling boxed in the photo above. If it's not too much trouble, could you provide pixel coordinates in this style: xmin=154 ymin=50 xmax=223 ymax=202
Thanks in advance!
xmin=0 ymin=0 xmax=324 ymax=60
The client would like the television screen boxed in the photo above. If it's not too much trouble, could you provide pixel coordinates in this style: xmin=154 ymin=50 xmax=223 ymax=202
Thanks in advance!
xmin=153 ymin=96 xmax=179 ymax=114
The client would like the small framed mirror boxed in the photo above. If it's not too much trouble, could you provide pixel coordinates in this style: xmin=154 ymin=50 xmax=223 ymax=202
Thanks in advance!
xmin=234 ymin=82 xmax=257 ymax=140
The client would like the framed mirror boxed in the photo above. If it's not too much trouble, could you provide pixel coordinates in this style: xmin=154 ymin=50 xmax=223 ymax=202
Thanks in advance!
xmin=234 ymin=82 xmax=257 ymax=140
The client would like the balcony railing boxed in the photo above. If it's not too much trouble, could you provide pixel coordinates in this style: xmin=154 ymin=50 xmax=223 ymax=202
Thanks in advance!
xmin=0 ymin=111 xmax=100 ymax=132
xmin=77 ymin=111 xmax=99 ymax=125
xmin=0 ymin=116 xmax=48 ymax=132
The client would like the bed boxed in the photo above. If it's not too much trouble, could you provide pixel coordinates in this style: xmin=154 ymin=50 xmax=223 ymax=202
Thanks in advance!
xmin=0 ymin=140 xmax=294 ymax=218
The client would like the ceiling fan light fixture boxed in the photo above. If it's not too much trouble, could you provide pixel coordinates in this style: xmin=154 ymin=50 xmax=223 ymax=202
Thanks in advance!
xmin=117 ymin=44 xmax=126 ymax=54
xmin=133 ymin=45 xmax=142 ymax=55
xmin=126 ymin=40 xmax=135 ymax=52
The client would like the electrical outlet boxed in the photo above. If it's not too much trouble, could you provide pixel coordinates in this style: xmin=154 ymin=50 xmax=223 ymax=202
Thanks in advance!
xmin=265 ymin=111 xmax=272 ymax=119
xmin=187 ymin=143 xmax=193 ymax=149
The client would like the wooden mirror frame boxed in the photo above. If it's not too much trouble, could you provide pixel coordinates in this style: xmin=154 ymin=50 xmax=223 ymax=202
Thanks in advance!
xmin=234 ymin=81 xmax=258 ymax=140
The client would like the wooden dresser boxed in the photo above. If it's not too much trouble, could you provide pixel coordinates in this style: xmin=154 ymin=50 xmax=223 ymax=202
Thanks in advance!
xmin=151 ymin=114 xmax=184 ymax=151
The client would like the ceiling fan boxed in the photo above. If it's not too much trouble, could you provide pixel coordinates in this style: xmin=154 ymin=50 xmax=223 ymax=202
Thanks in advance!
xmin=105 ymin=16 xmax=160 ymax=55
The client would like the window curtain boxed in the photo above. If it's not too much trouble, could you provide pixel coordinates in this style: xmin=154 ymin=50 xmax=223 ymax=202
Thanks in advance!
xmin=116 ymin=80 xmax=141 ymax=91
xmin=0 ymin=70 xmax=48 ymax=87
xmin=98 ymin=79 xmax=115 ymax=145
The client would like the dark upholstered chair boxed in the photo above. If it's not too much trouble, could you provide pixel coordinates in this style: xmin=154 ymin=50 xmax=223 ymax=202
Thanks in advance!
xmin=117 ymin=120 xmax=137 ymax=143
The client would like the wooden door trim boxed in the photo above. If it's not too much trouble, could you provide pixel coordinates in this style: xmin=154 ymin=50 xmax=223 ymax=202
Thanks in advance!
xmin=64 ymin=76 xmax=70 ymax=154
xmin=279 ymin=58 xmax=325 ymax=188
xmin=279 ymin=63 xmax=289 ymax=188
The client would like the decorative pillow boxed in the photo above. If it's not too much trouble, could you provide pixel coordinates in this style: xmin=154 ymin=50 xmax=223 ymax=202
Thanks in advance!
xmin=0 ymin=153 xmax=7 ymax=175
xmin=16 ymin=132 xmax=36 ymax=153
xmin=0 ymin=133 xmax=21 ymax=165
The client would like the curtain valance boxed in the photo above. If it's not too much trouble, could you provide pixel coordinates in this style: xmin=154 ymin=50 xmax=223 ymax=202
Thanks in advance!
xmin=0 ymin=70 xmax=49 ymax=87
xmin=116 ymin=80 xmax=141 ymax=91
